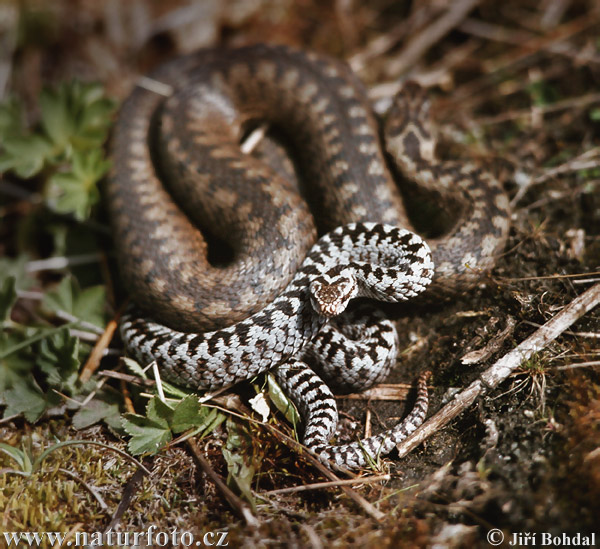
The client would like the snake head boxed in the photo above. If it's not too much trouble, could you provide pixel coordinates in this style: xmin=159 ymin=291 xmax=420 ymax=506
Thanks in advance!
xmin=309 ymin=269 xmax=358 ymax=317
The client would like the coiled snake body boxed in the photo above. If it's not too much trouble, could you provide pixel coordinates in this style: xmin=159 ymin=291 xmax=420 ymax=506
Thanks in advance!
xmin=108 ymin=44 xmax=510 ymax=469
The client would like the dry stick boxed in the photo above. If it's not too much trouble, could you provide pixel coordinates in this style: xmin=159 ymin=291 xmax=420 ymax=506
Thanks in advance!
xmin=80 ymin=304 xmax=126 ymax=382
xmin=396 ymin=282 xmax=600 ymax=458
xmin=186 ymin=438 xmax=260 ymax=528
xmin=385 ymin=0 xmax=481 ymax=77
xmin=342 ymin=383 xmax=412 ymax=401
xmin=264 ymin=474 xmax=391 ymax=496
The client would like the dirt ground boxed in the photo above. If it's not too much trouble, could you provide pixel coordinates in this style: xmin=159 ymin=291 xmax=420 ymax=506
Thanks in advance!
xmin=0 ymin=1 xmax=599 ymax=547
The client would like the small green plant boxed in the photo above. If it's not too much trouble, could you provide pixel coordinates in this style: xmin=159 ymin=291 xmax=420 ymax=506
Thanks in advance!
xmin=0 ymin=439 xmax=140 ymax=478
xmin=526 ymin=79 xmax=559 ymax=108
xmin=0 ymin=270 xmax=107 ymax=422
xmin=0 ymin=80 xmax=115 ymax=219
xmin=122 ymin=393 xmax=226 ymax=456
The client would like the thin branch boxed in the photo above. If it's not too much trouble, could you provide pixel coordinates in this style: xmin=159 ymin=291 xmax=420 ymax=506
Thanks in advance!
xmin=396 ymin=282 xmax=600 ymax=458
xmin=80 ymin=306 xmax=124 ymax=382
xmin=263 ymin=474 xmax=391 ymax=496
xmin=186 ymin=438 xmax=260 ymax=528
xmin=342 ymin=383 xmax=412 ymax=401
xmin=554 ymin=361 xmax=600 ymax=370
xmin=26 ymin=254 xmax=103 ymax=273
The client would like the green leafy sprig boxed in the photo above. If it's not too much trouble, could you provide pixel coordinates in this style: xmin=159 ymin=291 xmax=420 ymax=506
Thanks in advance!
xmin=0 ymin=80 xmax=115 ymax=219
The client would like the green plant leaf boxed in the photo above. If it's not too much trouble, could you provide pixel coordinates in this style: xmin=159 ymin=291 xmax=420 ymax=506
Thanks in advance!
xmin=0 ymin=276 xmax=17 ymax=322
xmin=3 ymin=379 xmax=49 ymax=422
xmin=0 ymin=331 xmax=35 ymax=394
xmin=43 ymin=276 xmax=106 ymax=328
xmin=170 ymin=396 xmax=226 ymax=436
xmin=267 ymin=374 xmax=300 ymax=429
xmin=0 ymin=256 xmax=34 ymax=292
xmin=47 ymin=149 xmax=110 ymax=219
xmin=170 ymin=395 xmax=202 ymax=433
xmin=122 ymin=412 xmax=172 ymax=456
xmin=40 ymin=85 xmax=75 ymax=154
xmin=72 ymin=398 xmax=122 ymax=432
xmin=0 ymin=134 xmax=54 ymax=177
xmin=123 ymin=356 xmax=148 ymax=379
xmin=223 ymin=419 xmax=256 ymax=509
xmin=0 ymin=97 xmax=24 ymax=142
xmin=146 ymin=395 xmax=174 ymax=426
xmin=36 ymin=327 xmax=80 ymax=392
xmin=39 ymin=81 xmax=116 ymax=153
xmin=0 ymin=442 xmax=28 ymax=471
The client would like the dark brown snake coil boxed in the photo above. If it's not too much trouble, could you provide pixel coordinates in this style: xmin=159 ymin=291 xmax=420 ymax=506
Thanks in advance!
xmin=108 ymin=44 xmax=510 ymax=469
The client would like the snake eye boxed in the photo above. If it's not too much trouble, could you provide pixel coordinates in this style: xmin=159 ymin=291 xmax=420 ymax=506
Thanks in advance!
xmin=309 ymin=275 xmax=357 ymax=317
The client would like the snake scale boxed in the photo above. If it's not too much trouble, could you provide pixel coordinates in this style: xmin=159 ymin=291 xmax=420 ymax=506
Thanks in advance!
xmin=108 ymin=44 xmax=510 ymax=469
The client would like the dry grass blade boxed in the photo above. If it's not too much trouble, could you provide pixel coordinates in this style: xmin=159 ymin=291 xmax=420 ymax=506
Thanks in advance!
xmin=264 ymin=474 xmax=391 ymax=495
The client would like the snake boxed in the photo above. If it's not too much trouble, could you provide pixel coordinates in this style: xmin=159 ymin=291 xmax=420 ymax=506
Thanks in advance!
xmin=107 ymin=44 xmax=510 ymax=469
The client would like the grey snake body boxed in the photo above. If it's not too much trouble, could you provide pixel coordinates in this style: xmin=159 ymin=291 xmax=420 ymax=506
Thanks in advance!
xmin=108 ymin=44 xmax=510 ymax=469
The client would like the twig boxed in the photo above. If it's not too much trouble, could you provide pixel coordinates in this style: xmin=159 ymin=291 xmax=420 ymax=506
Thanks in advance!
xmin=97 ymin=369 xmax=156 ymax=388
xmin=396 ymin=282 xmax=600 ymax=458
xmin=240 ymin=124 xmax=268 ymax=154
xmin=263 ymin=474 xmax=391 ymax=495
xmin=186 ymin=438 xmax=260 ymax=528
xmin=521 ymin=320 xmax=599 ymax=339
xmin=80 ymin=306 xmax=124 ymax=382
xmin=342 ymin=383 xmax=412 ymax=401
xmin=368 ymin=40 xmax=480 ymax=111
xmin=458 ymin=16 xmax=600 ymax=65
xmin=540 ymin=0 xmax=571 ymax=30
xmin=53 ymin=310 xmax=105 ymax=335
xmin=0 ymin=2 xmax=18 ymax=100
xmin=498 ymin=270 xmax=600 ymax=282
xmin=554 ymin=361 xmax=600 ymax=370
xmin=152 ymin=361 xmax=166 ymax=402
xmin=458 ymin=18 xmax=537 ymax=46
xmin=26 ymin=254 xmax=103 ymax=273
xmin=385 ymin=0 xmax=480 ymax=77
xmin=121 ymin=378 xmax=136 ymax=414
xmin=136 ymin=75 xmax=173 ymax=96
xmin=460 ymin=316 xmax=517 ymax=365
xmin=69 ymin=329 xmax=101 ymax=343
